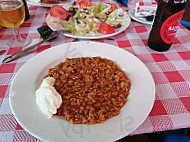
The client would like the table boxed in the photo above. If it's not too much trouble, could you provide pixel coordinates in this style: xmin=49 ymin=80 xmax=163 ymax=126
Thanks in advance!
xmin=0 ymin=0 xmax=190 ymax=141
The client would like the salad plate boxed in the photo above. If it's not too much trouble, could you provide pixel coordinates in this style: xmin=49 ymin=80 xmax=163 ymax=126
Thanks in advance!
xmin=46 ymin=2 xmax=131 ymax=39
xmin=10 ymin=41 xmax=155 ymax=142
xmin=27 ymin=0 xmax=74 ymax=7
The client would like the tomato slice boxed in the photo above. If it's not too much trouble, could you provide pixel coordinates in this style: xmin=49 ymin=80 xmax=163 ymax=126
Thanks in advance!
xmin=76 ymin=0 xmax=91 ymax=8
xmin=109 ymin=3 xmax=117 ymax=13
xmin=50 ymin=5 xmax=69 ymax=20
xmin=98 ymin=23 xmax=115 ymax=34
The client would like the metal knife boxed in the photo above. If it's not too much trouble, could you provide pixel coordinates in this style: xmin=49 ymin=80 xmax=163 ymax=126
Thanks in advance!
xmin=2 ymin=30 xmax=70 ymax=64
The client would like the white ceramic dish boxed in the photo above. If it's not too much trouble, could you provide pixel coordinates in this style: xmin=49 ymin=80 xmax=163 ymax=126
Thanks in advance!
xmin=128 ymin=7 xmax=154 ymax=25
xmin=9 ymin=41 xmax=155 ymax=142
xmin=46 ymin=5 xmax=131 ymax=39
xmin=27 ymin=0 xmax=74 ymax=7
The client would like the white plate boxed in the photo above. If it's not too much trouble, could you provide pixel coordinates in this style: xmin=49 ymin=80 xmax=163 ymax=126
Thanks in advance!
xmin=128 ymin=7 xmax=154 ymax=25
xmin=27 ymin=0 xmax=74 ymax=7
xmin=10 ymin=41 xmax=155 ymax=142
xmin=46 ymin=10 xmax=131 ymax=39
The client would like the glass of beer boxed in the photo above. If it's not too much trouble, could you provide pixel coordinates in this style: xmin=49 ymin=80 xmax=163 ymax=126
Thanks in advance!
xmin=0 ymin=0 xmax=31 ymax=48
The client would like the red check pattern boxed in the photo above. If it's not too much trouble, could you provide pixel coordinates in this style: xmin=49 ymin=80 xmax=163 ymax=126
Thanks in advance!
xmin=0 ymin=0 xmax=190 ymax=141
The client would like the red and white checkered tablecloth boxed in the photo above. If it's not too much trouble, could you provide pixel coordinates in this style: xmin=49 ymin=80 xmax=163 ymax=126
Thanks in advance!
xmin=1 ymin=0 xmax=190 ymax=141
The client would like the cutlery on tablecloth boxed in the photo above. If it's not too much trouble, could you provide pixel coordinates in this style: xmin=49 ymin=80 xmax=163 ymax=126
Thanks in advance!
xmin=2 ymin=30 xmax=70 ymax=64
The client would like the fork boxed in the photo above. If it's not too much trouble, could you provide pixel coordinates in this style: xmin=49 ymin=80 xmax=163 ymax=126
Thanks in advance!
xmin=2 ymin=30 xmax=70 ymax=63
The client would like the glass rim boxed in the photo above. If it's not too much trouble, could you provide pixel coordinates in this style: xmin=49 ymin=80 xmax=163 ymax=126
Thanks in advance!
xmin=0 ymin=0 xmax=24 ymax=12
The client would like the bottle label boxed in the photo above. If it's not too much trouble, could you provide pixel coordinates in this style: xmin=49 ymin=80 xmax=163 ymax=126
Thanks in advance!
xmin=160 ymin=10 xmax=184 ymax=44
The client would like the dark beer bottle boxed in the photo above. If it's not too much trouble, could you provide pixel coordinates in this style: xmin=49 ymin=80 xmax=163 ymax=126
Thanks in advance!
xmin=22 ymin=0 xmax=30 ymax=21
xmin=148 ymin=0 xmax=187 ymax=52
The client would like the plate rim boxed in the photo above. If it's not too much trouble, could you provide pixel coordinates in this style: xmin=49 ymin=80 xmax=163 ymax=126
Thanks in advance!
xmin=9 ymin=41 xmax=155 ymax=142
xmin=128 ymin=7 xmax=154 ymax=25
xmin=26 ymin=0 xmax=74 ymax=7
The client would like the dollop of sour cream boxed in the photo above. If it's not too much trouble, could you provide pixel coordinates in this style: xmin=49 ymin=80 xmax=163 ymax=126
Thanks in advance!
xmin=35 ymin=77 xmax=62 ymax=118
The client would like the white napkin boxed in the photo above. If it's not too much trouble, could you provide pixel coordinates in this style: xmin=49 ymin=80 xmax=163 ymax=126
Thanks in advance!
xmin=134 ymin=2 xmax=157 ymax=18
